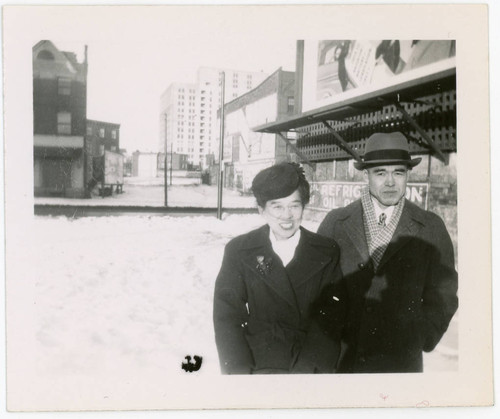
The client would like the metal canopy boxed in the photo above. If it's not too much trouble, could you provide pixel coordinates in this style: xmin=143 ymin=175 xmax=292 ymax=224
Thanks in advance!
xmin=253 ymin=67 xmax=455 ymax=134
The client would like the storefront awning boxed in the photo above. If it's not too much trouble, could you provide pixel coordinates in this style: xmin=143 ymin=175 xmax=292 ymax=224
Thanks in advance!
xmin=34 ymin=135 xmax=84 ymax=148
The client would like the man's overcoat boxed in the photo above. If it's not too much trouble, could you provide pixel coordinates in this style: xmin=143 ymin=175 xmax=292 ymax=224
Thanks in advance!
xmin=213 ymin=225 xmax=345 ymax=374
xmin=318 ymin=199 xmax=458 ymax=373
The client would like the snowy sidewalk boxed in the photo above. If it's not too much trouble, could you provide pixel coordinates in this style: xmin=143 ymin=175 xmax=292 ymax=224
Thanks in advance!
xmin=35 ymin=181 xmax=257 ymax=209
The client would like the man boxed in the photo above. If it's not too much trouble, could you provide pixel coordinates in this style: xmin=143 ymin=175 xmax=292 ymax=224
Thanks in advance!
xmin=213 ymin=163 xmax=344 ymax=374
xmin=318 ymin=132 xmax=458 ymax=373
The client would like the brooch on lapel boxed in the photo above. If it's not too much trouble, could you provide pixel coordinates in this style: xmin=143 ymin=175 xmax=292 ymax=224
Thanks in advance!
xmin=256 ymin=255 xmax=273 ymax=276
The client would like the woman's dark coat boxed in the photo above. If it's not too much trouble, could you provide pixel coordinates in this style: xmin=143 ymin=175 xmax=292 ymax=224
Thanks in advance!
xmin=213 ymin=225 xmax=345 ymax=374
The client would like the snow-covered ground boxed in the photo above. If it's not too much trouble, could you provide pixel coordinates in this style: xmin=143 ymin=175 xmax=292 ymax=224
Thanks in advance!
xmin=33 ymin=214 xmax=258 ymax=379
xmin=7 ymin=212 xmax=458 ymax=410
xmin=31 ymin=213 xmax=457 ymax=389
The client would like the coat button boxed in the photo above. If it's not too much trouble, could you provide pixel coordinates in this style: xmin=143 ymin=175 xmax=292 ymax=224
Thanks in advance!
xmin=358 ymin=262 xmax=365 ymax=269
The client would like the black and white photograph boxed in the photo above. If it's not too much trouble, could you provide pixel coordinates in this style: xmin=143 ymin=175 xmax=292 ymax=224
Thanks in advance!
xmin=1 ymin=2 xmax=495 ymax=415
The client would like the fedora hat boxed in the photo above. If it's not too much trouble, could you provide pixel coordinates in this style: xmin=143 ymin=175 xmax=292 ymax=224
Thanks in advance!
xmin=354 ymin=131 xmax=422 ymax=170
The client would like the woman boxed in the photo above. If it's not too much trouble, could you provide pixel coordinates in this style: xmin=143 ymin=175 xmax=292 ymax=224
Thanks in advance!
xmin=213 ymin=163 xmax=345 ymax=374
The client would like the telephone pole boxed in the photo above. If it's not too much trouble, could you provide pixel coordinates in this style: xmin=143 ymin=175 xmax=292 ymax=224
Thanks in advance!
xmin=164 ymin=113 xmax=168 ymax=207
xmin=217 ymin=72 xmax=225 ymax=220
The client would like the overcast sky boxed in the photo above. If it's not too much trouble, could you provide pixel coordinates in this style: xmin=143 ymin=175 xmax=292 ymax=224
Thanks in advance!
xmin=51 ymin=8 xmax=297 ymax=153
xmin=17 ymin=1 xmax=496 ymax=161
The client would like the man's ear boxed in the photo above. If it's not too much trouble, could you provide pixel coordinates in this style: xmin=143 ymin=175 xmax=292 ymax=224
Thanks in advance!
xmin=257 ymin=206 xmax=264 ymax=215
xmin=363 ymin=169 xmax=369 ymax=182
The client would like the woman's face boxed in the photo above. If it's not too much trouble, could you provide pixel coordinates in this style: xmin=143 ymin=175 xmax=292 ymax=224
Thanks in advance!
xmin=258 ymin=189 xmax=304 ymax=241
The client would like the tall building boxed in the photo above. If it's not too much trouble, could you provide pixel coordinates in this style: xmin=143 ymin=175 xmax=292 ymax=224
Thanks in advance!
xmin=33 ymin=40 xmax=89 ymax=198
xmin=159 ymin=67 xmax=268 ymax=168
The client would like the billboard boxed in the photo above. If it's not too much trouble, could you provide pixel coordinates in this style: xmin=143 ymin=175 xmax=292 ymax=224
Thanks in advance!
xmin=224 ymin=93 xmax=278 ymax=163
xmin=309 ymin=181 xmax=429 ymax=211
xmin=104 ymin=150 xmax=124 ymax=184
xmin=302 ymin=40 xmax=456 ymax=113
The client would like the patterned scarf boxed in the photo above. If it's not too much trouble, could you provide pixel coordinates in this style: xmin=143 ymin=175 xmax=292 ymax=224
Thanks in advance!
xmin=361 ymin=188 xmax=405 ymax=270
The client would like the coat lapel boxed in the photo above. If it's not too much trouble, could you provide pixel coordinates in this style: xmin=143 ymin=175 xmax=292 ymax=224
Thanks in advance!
xmin=376 ymin=201 xmax=424 ymax=272
xmin=239 ymin=225 xmax=298 ymax=309
xmin=339 ymin=201 xmax=371 ymax=262
xmin=287 ymin=227 xmax=333 ymax=289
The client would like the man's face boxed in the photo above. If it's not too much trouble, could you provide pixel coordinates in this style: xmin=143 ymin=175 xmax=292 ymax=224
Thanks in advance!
xmin=259 ymin=189 xmax=304 ymax=241
xmin=364 ymin=164 xmax=409 ymax=209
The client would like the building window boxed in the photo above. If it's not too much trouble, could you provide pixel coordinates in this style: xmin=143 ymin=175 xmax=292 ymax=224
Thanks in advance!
xmin=287 ymin=96 xmax=295 ymax=113
xmin=58 ymin=77 xmax=71 ymax=95
xmin=99 ymin=128 xmax=105 ymax=138
xmin=111 ymin=146 xmax=117 ymax=152
xmin=111 ymin=129 xmax=117 ymax=139
xmin=37 ymin=50 xmax=55 ymax=60
xmin=57 ymin=112 xmax=71 ymax=135
xmin=86 ymin=125 xmax=93 ymax=135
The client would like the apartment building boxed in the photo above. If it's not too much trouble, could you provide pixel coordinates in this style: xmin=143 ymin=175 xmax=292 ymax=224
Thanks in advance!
xmin=159 ymin=67 xmax=268 ymax=168
xmin=86 ymin=119 xmax=120 ymax=156
xmin=85 ymin=120 xmax=122 ymax=190
xmin=33 ymin=40 xmax=88 ymax=198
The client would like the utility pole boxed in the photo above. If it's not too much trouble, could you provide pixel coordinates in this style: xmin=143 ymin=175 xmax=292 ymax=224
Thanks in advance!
xmin=164 ymin=113 xmax=168 ymax=207
xmin=217 ymin=71 xmax=225 ymax=220
xmin=83 ymin=45 xmax=89 ymax=198
xmin=170 ymin=142 xmax=173 ymax=186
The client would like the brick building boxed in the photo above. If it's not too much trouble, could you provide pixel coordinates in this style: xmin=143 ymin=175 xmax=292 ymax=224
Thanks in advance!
xmin=85 ymin=120 xmax=122 ymax=190
xmin=33 ymin=40 xmax=88 ymax=198
xmin=218 ymin=68 xmax=295 ymax=193
xmin=86 ymin=119 xmax=120 ymax=155
xmin=157 ymin=152 xmax=188 ymax=172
